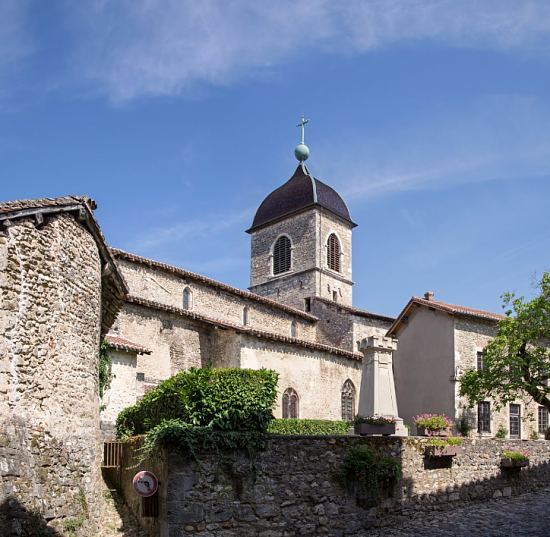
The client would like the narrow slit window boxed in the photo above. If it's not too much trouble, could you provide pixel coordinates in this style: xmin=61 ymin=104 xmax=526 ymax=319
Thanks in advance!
xmin=182 ymin=287 xmax=193 ymax=310
xmin=273 ymin=236 xmax=291 ymax=275
xmin=242 ymin=306 xmax=249 ymax=326
xmin=327 ymin=233 xmax=341 ymax=272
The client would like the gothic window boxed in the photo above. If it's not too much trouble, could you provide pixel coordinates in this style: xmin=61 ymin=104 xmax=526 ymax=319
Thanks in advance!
xmin=341 ymin=379 xmax=356 ymax=421
xmin=182 ymin=286 xmax=193 ymax=310
xmin=242 ymin=306 xmax=249 ymax=326
xmin=327 ymin=233 xmax=341 ymax=272
xmin=273 ymin=235 xmax=291 ymax=275
xmin=282 ymin=388 xmax=299 ymax=419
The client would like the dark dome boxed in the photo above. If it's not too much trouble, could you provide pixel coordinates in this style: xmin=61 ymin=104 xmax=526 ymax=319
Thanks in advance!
xmin=247 ymin=164 xmax=356 ymax=233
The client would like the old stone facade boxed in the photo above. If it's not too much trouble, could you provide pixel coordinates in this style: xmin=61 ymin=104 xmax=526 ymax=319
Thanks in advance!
xmin=390 ymin=294 xmax=545 ymax=439
xmin=0 ymin=197 xmax=126 ymax=535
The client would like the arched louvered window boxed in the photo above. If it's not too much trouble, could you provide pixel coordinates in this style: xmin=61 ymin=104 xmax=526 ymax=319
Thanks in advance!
xmin=327 ymin=233 xmax=341 ymax=272
xmin=273 ymin=235 xmax=291 ymax=275
xmin=341 ymin=379 xmax=356 ymax=421
xmin=282 ymin=388 xmax=299 ymax=419
xmin=182 ymin=286 xmax=193 ymax=310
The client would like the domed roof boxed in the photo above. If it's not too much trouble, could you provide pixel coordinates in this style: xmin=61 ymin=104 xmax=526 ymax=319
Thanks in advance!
xmin=247 ymin=163 xmax=356 ymax=233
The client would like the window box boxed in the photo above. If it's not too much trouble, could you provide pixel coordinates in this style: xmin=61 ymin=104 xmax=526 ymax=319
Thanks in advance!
xmin=500 ymin=458 xmax=529 ymax=468
xmin=425 ymin=445 xmax=459 ymax=457
xmin=354 ymin=423 xmax=396 ymax=436
xmin=417 ymin=426 xmax=452 ymax=437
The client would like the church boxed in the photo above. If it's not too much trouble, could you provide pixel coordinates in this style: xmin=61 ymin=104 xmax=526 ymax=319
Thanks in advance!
xmin=101 ymin=123 xmax=397 ymax=434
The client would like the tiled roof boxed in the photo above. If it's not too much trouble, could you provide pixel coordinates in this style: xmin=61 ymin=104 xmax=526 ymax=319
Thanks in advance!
xmin=387 ymin=296 xmax=506 ymax=336
xmin=247 ymin=163 xmax=356 ymax=232
xmin=111 ymin=248 xmax=318 ymax=322
xmin=312 ymin=297 xmax=394 ymax=323
xmin=125 ymin=295 xmax=363 ymax=362
xmin=105 ymin=334 xmax=151 ymax=355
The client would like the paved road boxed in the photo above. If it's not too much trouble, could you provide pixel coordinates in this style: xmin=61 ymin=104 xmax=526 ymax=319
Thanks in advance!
xmin=367 ymin=488 xmax=550 ymax=537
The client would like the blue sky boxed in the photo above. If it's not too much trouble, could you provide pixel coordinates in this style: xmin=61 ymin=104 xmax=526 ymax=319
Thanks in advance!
xmin=1 ymin=1 xmax=549 ymax=317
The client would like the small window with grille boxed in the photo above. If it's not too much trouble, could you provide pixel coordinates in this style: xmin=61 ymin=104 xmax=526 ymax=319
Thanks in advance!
xmin=327 ymin=233 xmax=341 ymax=272
xmin=509 ymin=404 xmax=521 ymax=439
xmin=477 ymin=401 xmax=491 ymax=433
xmin=273 ymin=236 xmax=291 ymax=275
xmin=476 ymin=351 xmax=485 ymax=371
xmin=538 ymin=406 xmax=548 ymax=434
xmin=341 ymin=379 xmax=356 ymax=421
xmin=282 ymin=388 xmax=299 ymax=418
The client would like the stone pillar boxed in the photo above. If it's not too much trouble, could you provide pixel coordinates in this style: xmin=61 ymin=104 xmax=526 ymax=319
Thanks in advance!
xmin=358 ymin=335 xmax=408 ymax=436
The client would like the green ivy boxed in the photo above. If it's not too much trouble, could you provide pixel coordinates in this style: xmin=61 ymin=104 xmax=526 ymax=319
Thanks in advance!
xmin=268 ymin=419 xmax=350 ymax=435
xmin=116 ymin=367 xmax=278 ymax=442
xmin=99 ymin=340 xmax=112 ymax=400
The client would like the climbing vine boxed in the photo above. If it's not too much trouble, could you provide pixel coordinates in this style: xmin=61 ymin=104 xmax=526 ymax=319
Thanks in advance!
xmin=99 ymin=340 xmax=112 ymax=400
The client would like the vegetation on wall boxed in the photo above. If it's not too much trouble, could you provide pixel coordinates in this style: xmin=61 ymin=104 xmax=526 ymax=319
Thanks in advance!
xmin=268 ymin=419 xmax=350 ymax=435
xmin=99 ymin=340 xmax=112 ymax=399
xmin=116 ymin=367 xmax=278 ymax=454
xmin=460 ymin=272 xmax=550 ymax=413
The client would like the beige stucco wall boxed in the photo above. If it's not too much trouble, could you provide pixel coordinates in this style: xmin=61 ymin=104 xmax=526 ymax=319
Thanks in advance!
xmin=393 ymin=306 xmax=456 ymax=428
xmin=117 ymin=258 xmax=315 ymax=341
xmin=239 ymin=336 xmax=362 ymax=420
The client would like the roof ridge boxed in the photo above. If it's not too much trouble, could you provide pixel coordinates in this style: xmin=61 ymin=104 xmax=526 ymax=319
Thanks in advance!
xmin=413 ymin=296 xmax=505 ymax=319
xmin=313 ymin=296 xmax=395 ymax=322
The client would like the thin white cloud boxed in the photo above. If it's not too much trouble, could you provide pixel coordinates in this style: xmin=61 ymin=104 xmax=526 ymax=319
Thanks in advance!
xmin=67 ymin=0 xmax=550 ymax=102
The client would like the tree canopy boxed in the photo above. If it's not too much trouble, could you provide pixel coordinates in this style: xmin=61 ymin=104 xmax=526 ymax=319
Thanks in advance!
xmin=460 ymin=272 xmax=550 ymax=413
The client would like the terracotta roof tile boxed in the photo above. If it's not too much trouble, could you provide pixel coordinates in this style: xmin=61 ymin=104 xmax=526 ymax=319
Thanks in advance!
xmin=111 ymin=248 xmax=318 ymax=322
xmin=125 ymin=295 xmax=362 ymax=362
xmin=105 ymin=335 xmax=151 ymax=355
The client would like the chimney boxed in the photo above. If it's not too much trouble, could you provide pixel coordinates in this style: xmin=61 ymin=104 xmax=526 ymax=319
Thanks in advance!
xmin=424 ymin=291 xmax=434 ymax=301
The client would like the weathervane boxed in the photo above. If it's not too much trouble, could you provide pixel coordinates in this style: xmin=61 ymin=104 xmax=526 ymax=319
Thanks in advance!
xmin=294 ymin=116 xmax=310 ymax=162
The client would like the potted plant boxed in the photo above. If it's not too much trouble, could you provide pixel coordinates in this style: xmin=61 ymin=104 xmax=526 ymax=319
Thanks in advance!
xmin=500 ymin=450 xmax=529 ymax=468
xmin=354 ymin=416 xmax=396 ymax=436
xmin=414 ymin=414 xmax=454 ymax=436
xmin=424 ymin=437 xmax=463 ymax=457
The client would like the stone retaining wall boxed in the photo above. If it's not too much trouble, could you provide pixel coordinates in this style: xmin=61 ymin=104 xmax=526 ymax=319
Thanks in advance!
xmin=116 ymin=436 xmax=550 ymax=537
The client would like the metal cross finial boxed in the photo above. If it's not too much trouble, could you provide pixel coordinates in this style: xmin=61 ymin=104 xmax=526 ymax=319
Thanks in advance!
xmin=296 ymin=116 xmax=309 ymax=145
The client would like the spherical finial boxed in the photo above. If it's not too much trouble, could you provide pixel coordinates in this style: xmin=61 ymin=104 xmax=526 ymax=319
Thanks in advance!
xmin=294 ymin=143 xmax=310 ymax=162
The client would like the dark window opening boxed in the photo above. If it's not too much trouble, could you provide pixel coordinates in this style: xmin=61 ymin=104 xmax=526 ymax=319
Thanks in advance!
xmin=341 ymin=380 xmax=356 ymax=421
xmin=332 ymin=290 xmax=338 ymax=302
xmin=282 ymin=388 xmax=299 ymax=418
xmin=327 ymin=233 xmax=341 ymax=272
xmin=136 ymin=372 xmax=145 ymax=382
xmin=273 ymin=236 xmax=291 ymax=275
xmin=477 ymin=401 xmax=491 ymax=433
xmin=304 ymin=297 xmax=311 ymax=312
xmin=509 ymin=404 xmax=521 ymax=439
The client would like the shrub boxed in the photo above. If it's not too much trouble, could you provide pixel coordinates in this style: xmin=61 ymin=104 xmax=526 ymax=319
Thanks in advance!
xmin=502 ymin=450 xmax=529 ymax=462
xmin=414 ymin=413 xmax=453 ymax=431
xmin=354 ymin=415 xmax=396 ymax=425
xmin=268 ymin=419 xmax=350 ymax=435
xmin=456 ymin=415 xmax=473 ymax=436
xmin=426 ymin=436 xmax=463 ymax=447
xmin=495 ymin=426 xmax=508 ymax=439
xmin=530 ymin=430 xmax=540 ymax=440
xmin=116 ymin=367 xmax=278 ymax=438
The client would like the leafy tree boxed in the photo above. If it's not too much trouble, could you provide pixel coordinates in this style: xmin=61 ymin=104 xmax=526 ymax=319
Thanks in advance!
xmin=460 ymin=273 xmax=550 ymax=413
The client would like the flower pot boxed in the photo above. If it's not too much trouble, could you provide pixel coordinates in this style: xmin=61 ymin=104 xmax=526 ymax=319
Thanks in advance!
xmin=355 ymin=423 xmax=396 ymax=436
xmin=425 ymin=445 xmax=460 ymax=457
xmin=500 ymin=458 xmax=529 ymax=468
xmin=417 ymin=426 xmax=452 ymax=437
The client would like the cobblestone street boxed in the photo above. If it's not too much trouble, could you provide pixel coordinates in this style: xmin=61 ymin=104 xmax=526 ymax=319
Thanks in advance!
xmin=367 ymin=488 xmax=550 ymax=537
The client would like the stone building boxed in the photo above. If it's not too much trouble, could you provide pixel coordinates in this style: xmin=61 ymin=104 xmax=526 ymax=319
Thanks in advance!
xmin=103 ymin=160 xmax=396 ymax=432
xmin=390 ymin=292 xmax=547 ymax=439
xmin=0 ymin=196 xmax=126 ymax=534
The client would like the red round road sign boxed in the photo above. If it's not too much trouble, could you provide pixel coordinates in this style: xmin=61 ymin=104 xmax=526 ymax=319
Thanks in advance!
xmin=132 ymin=471 xmax=158 ymax=497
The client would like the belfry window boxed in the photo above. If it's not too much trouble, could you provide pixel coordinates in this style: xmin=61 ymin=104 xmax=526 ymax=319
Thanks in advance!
xmin=273 ymin=235 xmax=291 ymax=275
xmin=327 ymin=233 xmax=341 ymax=272
xmin=282 ymin=388 xmax=299 ymax=419
xmin=182 ymin=286 xmax=193 ymax=310
xmin=341 ymin=379 xmax=356 ymax=421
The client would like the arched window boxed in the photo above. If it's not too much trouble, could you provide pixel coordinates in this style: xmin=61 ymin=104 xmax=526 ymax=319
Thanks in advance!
xmin=327 ymin=233 xmax=341 ymax=272
xmin=273 ymin=235 xmax=291 ymax=275
xmin=341 ymin=379 xmax=356 ymax=421
xmin=282 ymin=388 xmax=299 ymax=419
xmin=242 ymin=306 xmax=249 ymax=326
xmin=290 ymin=320 xmax=297 ymax=338
xmin=182 ymin=286 xmax=193 ymax=310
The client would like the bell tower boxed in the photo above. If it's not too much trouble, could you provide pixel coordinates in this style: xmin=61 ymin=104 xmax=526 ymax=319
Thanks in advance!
xmin=246 ymin=118 xmax=356 ymax=311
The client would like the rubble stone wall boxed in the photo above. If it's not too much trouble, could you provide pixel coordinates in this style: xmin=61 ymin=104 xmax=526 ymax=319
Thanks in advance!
xmin=0 ymin=215 xmax=103 ymax=535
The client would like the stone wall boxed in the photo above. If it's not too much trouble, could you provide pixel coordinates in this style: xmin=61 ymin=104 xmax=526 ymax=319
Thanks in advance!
xmin=116 ymin=436 xmax=550 ymax=537
xmin=0 ymin=215 xmax=105 ymax=535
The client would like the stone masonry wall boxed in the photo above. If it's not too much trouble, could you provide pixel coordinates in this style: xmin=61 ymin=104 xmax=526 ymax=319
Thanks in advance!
xmin=118 ymin=258 xmax=315 ymax=342
xmin=454 ymin=317 xmax=542 ymax=439
xmin=117 ymin=436 xmax=550 ymax=537
xmin=0 ymin=215 xmax=103 ymax=535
